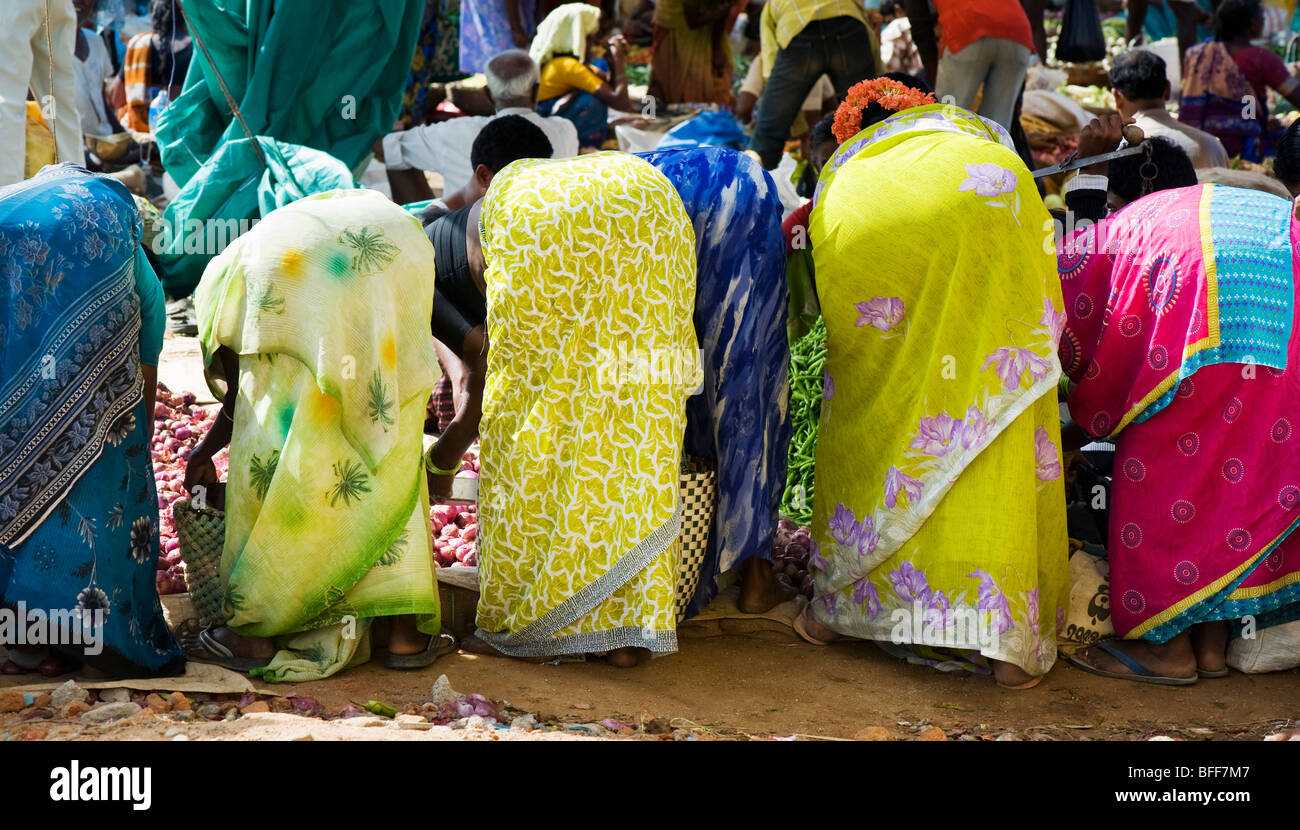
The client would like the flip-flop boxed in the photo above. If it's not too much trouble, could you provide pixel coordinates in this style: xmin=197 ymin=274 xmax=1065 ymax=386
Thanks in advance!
xmin=188 ymin=629 xmax=271 ymax=672
xmin=793 ymin=606 xmax=836 ymax=645
xmin=385 ymin=632 xmax=458 ymax=670
xmin=1197 ymin=667 xmax=1230 ymax=679
xmin=1067 ymin=640 xmax=1197 ymax=686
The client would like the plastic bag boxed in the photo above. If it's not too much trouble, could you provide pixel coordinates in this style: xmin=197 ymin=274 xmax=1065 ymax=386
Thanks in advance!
xmin=1060 ymin=544 xmax=1113 ymax=650
xmin=1227 ymin=619 xmax=1300 ymax=673
xmin=1055 ymin=0 xmax=1106 ymax=64
xmin=657 ymin=110 xmax=748 ymax=151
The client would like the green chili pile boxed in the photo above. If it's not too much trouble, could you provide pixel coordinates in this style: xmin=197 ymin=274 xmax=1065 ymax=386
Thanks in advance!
xmin=780 ymin=317 xmax=827 ymax=525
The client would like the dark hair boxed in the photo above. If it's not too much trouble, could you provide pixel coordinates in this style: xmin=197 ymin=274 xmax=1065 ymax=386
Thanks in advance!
xmin=1213 ymin=0 xmax=1263 ymax=42
xmin=810 ymin=115 xmax=836 ymax=150
xmin=1108 ymin=137 xmax=1198 ymax=204
xmin=880 ymin=1 xmax=904 ymax=16
xmin=150 ymin=0 xmax=176 ymax=37
xmin=1108 ymin=49 xmax=1168 ymax=102
xmin=1274 ymin=118 xmax=1300 ymax=187
xmin=857 ymin=72 xmax=934 ymax=131
xmin=469 ymin=114 xmax=554 ymax=173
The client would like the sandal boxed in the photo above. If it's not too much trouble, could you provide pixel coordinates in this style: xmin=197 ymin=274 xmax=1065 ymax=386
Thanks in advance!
xmin=385 ymin=632 xmax=459 ymax=670
xmin=1067 ymin=640 xmax=1197 ymax=686
xmin=793 ymin=606 xmax=836 ymax=645
xmin=186 ymin=628 xmax=271 ymax=672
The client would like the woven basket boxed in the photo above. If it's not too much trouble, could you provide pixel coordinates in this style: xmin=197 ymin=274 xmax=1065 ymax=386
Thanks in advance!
xmin=676 ymin=456 xmax=716 ymax=621
xmin=172 ymin=499 xmax=228 ymax=629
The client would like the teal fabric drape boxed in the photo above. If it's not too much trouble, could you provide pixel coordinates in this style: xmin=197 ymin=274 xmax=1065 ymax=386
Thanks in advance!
xmin=154 ymin=0 xmax=424 ymax=297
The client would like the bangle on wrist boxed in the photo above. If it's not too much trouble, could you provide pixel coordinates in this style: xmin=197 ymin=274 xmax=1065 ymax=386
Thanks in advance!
xmin=424 ymin=449 xmax=460 ymax=477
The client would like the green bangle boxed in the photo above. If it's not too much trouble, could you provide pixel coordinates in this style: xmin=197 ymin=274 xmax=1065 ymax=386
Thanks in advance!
xmin=424 ymin=449 xmax=460 ymax=477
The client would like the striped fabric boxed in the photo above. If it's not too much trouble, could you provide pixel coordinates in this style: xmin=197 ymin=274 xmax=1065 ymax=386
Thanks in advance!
xmin=120 ymin=32 xmax=152 ymax=132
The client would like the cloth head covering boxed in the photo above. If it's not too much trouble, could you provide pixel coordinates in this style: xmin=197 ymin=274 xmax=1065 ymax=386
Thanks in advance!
xmin=195 ymin=188 xmax=439 ymax=471
xmin=529 ymin=3 xmax=601 ymax=67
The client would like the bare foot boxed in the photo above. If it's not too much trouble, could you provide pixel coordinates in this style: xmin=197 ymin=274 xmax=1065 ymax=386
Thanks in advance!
xmin=1080 ymin=632 xmax=1197 ymax=680
xmin=78 ymin=664 xmax=116 ymax=680
xmin=460 ymin=633 xmax=552 ymax=664
xmin=991 ymin=660 xmax=1040 ymax=689
xmin=386 ymin=614 xmax=429 ymax=656
xmin=738 ymin=556 xmax=798 ymax=614
xmin=1190 ymin=620 xmax=1228 ymax=674
xmin=606 ymin=647 xmax=650 ymax=668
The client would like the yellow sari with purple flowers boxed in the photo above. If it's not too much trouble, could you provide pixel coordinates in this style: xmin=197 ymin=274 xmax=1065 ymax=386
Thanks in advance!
xmin=808 ymin=106 xmax=1068 ymax=676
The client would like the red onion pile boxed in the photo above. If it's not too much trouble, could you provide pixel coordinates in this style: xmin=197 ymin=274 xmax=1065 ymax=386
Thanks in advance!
xmin=772 ymin=517 xmax=814 ymax=599
xmin=151 ymin=383 xmax=227 ymax=595
xmin=428 ymin=450 xmax=480 ymax=568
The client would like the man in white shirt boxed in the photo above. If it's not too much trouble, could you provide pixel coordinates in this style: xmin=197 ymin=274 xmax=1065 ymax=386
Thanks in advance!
xmin=1 ymin=0 xmax=83 ymax=185
xmin=73 ymin=0 xmax=118 ymax=140
xmin=380 ymin=49 xmax=579 ymax=204
xmin=1109 ymin=48 xmax=1229 ymax=170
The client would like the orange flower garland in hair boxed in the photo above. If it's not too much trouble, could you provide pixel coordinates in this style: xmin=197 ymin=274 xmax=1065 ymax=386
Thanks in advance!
xmin=831 ymin=78 xmax=937 ymax=143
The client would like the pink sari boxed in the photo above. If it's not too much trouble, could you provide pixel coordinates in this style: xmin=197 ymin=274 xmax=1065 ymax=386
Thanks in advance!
xmin=1059 ymin=184 xmax=1300 ymax=641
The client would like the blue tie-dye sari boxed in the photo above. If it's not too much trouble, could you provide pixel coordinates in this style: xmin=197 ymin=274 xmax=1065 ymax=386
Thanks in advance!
xmin=639 ymin=147 xmax=791 ymax=617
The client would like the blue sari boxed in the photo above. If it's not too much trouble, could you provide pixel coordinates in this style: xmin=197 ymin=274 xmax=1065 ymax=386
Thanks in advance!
xmin=0 ymin=166 xmax=183 ymax=676
xmin=639 ymin=147 xmax=791 ymax=617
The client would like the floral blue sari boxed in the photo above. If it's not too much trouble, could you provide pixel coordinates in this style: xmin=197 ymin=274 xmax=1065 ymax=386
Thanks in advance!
xmin=0 ymin=166 xmax=183 ymax=676
xmin=639 ymin=147 xmax=791 ymax=617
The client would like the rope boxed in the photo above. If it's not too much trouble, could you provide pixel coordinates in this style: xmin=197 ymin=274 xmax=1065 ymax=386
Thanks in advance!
xmin=44 ymin=0 xmax=60 ymax=163
xmin=175 ymin=0 xmax=266 ymax=169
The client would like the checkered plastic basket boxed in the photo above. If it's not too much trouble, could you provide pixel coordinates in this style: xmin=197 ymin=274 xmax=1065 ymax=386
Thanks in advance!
xmin=676 ymin=456 xmax=716 ymax=621
xmin=172 ymin=499 xmax=228 ymax=629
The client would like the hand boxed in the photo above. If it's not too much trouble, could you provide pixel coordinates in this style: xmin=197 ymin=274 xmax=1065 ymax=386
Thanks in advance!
xmin=372 ymin=136 xmax=385 ymax=162
xmin=184 ymin=451 xmax=218 ymax=495
xmin=512 ymin=28 xmax=530 ymax=48
xmin=607 ymin=35 xmax=628 ymax=66
xmin=1077 ymin=113 xmax=1132 ymax=175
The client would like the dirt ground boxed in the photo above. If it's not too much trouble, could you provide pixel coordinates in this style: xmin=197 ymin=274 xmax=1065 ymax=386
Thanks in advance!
xmin=5 ymin=337 xmax=1294 ymax=742
xmin=5 ymin=626 xmax=1298 ymax=741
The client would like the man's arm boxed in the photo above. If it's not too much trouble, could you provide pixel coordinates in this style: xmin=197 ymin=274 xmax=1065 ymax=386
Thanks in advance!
xmin=427 ymin=326 xmax=487 ymax=499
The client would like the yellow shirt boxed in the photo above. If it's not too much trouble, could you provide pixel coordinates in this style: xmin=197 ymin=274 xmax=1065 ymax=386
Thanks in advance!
xmin=538 ymin=56 xmax=605 ymax=102
xmin=759 ymin=0 xmax=876 ymax=78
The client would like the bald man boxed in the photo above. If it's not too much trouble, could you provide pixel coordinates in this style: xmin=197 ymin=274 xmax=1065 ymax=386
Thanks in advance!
xmin=379 ymin=49 xmax=579 ymax=204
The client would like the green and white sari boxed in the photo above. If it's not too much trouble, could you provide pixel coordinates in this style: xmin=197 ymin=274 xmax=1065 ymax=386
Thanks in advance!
xmin=195 ymin=189 xmax=441 ymax=681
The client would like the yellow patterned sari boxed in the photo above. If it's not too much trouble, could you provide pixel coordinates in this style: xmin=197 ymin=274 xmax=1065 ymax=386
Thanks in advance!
xmin=474 ymin=153 xmax=701 ymax=657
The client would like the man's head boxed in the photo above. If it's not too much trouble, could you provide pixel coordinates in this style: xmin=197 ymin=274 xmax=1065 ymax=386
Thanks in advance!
xmin=74 ymin=0 xmax=99 ymax=26
xmin=485 ymin=50 xmax=540 ymax=111
xmin=808 ymin=116 xmax=838 ymax=175
xmin=1109 ymin=49 xmax=1171 ymax=117
xmin=467 ymin=114 xmax=553 ymax=199
xmin=151 ymin=0 xmax=180 ymax=35
xmin=1273 ymin=119 xmax=1300 ymax=197
xmin=1214 ymin=0 xmax=1264 ymax=42
xmin=1106 ymin=136 xmax=1198 ymax=211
